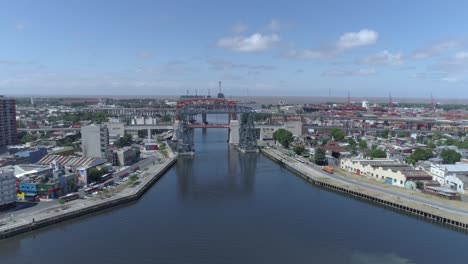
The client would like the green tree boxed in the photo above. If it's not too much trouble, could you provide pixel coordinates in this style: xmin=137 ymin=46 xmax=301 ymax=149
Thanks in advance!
xmin=427 ymin=141 xmax=436 ymax=149
xmin=416 ymin=135 xmax=424 ymax=144
xmin=381 ymin=129 xmax=390 ymax=139
xmin=397 ymin=131 xmax=406 ymax=138
xmin=347 ymin=138 xmax=356 ymax=147
xmin=440 ymin=149 xmax=461 ymax=164
xmin=367 ymin=149 xmax=387 ymax=158
xmin=87 ymin=167 xmax=108 ymax=183
xmin=20 ymin=134 xmax=35 ymax=144
xmin=432 ymin=132 xmax=442 ymax=140
xmin=272 ymin=128 xmax=294 ymax=148
xmin=293 ymin=145 xmax=306 ymax=155
xmin=330 ymin=128 xmax=345 ymax=141
xmin=416 ymin=181 xmax=424 ymax=190
xmin=114 ymin=133 xmax=133 ymax=148
xmin=406 ymin=149 xmax=434 ymax=165
xmin=358 ymin=140 xmax=368 ymax=150
xmin=314 ymin=147 xmax=328 ymax=165
xmin=161 ymin=115 xmax=172 ymax=122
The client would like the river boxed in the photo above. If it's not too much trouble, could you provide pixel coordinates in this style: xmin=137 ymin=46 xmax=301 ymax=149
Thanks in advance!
xmin=1 ymin=129 xmax=467 ymax=264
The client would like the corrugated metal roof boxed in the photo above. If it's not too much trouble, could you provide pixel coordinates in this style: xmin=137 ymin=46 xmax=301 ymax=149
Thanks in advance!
xmin=37 ymin=154 xmax=106 ymax=168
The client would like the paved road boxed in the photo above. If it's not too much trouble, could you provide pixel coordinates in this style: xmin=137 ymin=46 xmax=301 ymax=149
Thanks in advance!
xmin=270 ymin=147 xmax=468 ymax=217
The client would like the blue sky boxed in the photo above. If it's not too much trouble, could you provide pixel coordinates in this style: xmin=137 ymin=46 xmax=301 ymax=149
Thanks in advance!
xmin=1 ymin=0 xmax=468 ymax=98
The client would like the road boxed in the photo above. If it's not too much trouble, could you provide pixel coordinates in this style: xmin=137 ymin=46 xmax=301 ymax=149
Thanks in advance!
xmin=270 ymin=146 xmax=468 ymax=217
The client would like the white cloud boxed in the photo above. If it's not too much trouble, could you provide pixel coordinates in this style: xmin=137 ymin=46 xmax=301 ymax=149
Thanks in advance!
xmin=361 ymin=50 xmax=403 ymax=65
xmin=287 ymin=49 xmax=330 ymax=59
xmin=207 ymin=59 xmax=275 ymax=71
xmin=337 ymin=29 xmax=378 ymax=50
xmin=231 ymin=22 xmax=248 ymax=34
xmin=288 ymin=29 xmax=378 ymax=60
xmin=412 ymin=40 xmax=462 ymax=59
xmin=430 ymin=50 xmax=468 ymax=73
xmin=216 ymin=33 xmax=280 ymax=52
xmin=288 ymin=49 xmax=328 ymax=60
xmin=321 ymin=68 xmax=376 ymax=77
xmin=440 ymin=77 xmax=460 ymax=82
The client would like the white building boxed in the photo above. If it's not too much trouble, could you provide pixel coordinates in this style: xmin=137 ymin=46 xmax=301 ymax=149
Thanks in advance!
xmin=81 ymin=124 xmax=109 ymax=158
xmin=430 ymin=164 xmax=466 ymax=194
xmin=0 ymin=168 xmax=16 ymax=209
xmin=361 ymin=100 xmax=369 ymax=109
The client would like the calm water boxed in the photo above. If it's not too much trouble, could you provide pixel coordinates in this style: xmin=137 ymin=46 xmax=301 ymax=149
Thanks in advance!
xmin=1 ymin=129 xmax=467 ymax=264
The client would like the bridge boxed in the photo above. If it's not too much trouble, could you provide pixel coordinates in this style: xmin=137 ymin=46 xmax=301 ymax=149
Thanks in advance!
xmin=19 ymin=123 xmax=463 ymax=137
xmin=81 ymin=107 xmax=175 ymax=117
xmin=174 ymin=98 xmax=257 ymax=154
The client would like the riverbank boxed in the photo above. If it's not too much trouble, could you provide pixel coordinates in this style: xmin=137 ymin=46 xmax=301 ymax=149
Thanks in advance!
xmin=0 ymin=156 xmax=177 ymax=240
xmin=261 ymin=148 xmax=468 ymax=231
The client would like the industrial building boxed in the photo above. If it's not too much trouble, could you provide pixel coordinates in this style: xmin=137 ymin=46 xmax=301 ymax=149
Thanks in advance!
xmin=340 ymin=158 xmax=432 ymax=188
xmin=430 ymin=164 xmax=467 ymax=194
xmin=81 ymin=124 xmax=109 ymax=158
xmin=0 ymin=96 xmax=18 ymax=151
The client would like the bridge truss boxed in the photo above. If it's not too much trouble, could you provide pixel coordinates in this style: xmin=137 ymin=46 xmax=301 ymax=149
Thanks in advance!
xmin=175 ymin=98 xmax=257 ymax=154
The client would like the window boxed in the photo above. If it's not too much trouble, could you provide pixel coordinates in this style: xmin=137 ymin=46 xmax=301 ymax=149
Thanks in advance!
xmin=393 ymin=179 xmax=397 ymax=183
xmin=400 ymin=180 xmax=403 ymax=184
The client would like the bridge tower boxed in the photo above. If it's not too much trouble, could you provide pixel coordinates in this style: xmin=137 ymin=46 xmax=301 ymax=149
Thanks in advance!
xmin=175 ymin=117 xmax=194 ymax=155
xmin=238 ymin=113 xmax=257 ymax=152
xmin=175 ymin=98 xmax=257 ymax=155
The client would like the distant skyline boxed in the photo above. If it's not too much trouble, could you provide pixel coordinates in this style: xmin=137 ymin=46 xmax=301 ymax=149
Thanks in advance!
xmin=1 ymin=0 xmax=468 ymax=98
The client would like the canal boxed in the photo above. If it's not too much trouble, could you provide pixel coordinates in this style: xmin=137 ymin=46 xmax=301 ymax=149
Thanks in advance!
xmin=1 ymin=129 xmax=468 ymax=263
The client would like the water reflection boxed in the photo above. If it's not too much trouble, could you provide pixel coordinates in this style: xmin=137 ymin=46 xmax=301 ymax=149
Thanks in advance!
xmin=175 ymin=129 xmax=257 ymax=201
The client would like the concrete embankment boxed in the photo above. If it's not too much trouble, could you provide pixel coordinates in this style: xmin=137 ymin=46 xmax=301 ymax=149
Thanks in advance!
xmin=261 ymin=148 xmax=468 ymax=231
xmin=0 ymin=157 xmax=177 ymax=240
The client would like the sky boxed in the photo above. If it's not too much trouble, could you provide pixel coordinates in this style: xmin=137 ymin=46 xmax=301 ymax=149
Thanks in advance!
xmin=1 ymin=0 xmax=468 ymax=98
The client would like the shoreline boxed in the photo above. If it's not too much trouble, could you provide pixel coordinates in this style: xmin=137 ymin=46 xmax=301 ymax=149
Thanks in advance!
xmin=0 ymin=157 xmax=177 ymax=240
xmin=261 ymin=148 xmax=468 ymax=232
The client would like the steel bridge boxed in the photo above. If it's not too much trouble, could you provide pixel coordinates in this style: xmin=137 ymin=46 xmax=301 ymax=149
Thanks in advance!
xmin=175 ymin=98 xmax=257 ymax=154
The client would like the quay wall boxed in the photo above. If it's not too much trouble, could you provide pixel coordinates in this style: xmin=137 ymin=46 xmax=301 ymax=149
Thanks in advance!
xmin=261 ymin=148 xmax=468 ymax=231
xmin=0 ymin=157 xmax=177 ymax=240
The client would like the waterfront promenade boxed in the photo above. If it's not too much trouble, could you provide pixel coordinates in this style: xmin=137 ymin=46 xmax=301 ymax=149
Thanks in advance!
xmin=0 ymin=153 xmax=177 ymax=240
xmin=262 ymin=148 xmax=468 ymax=230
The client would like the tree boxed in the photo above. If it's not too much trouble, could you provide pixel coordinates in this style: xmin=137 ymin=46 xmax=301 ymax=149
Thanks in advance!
xmin=314 ymin=147 xmax=328 ymax=165
xmin=87 ymin=167 xmax=108 ymax=183
xmin=20 ymin=134 xmax=35 ymax=144
xmin=416 ymin=135 xmax=424 ymax=144
xmin=367 ymin=149 xmax=387 ymax=158
xmin=381 ymin=129 xmax=390 ymax=139
xmin=406 ymin=149 xmax=433 ymax=165
xmin=427 ymin=141 xmax=436 ymax=149
xmin=161 ymin=115 xmax=172 ymax=122
xmin=358 ymin=140 xmax=368 ymax=150
xmin=114 ymin=133 xmax=133 ymax=148
xmin=330 ymin=128 xmax=345 ymax=141
xmin=440 ymin=149 xmax=461 ymax=164
xmin=397 ymin=131 xmax=406 ymax=138
xmin=272 ymin=129 xmax=294 ymax=148
xmin=293 ymin=145 xmax=305 ymax=155
xmin=416 ymin=181 xmax=424 ymax=190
